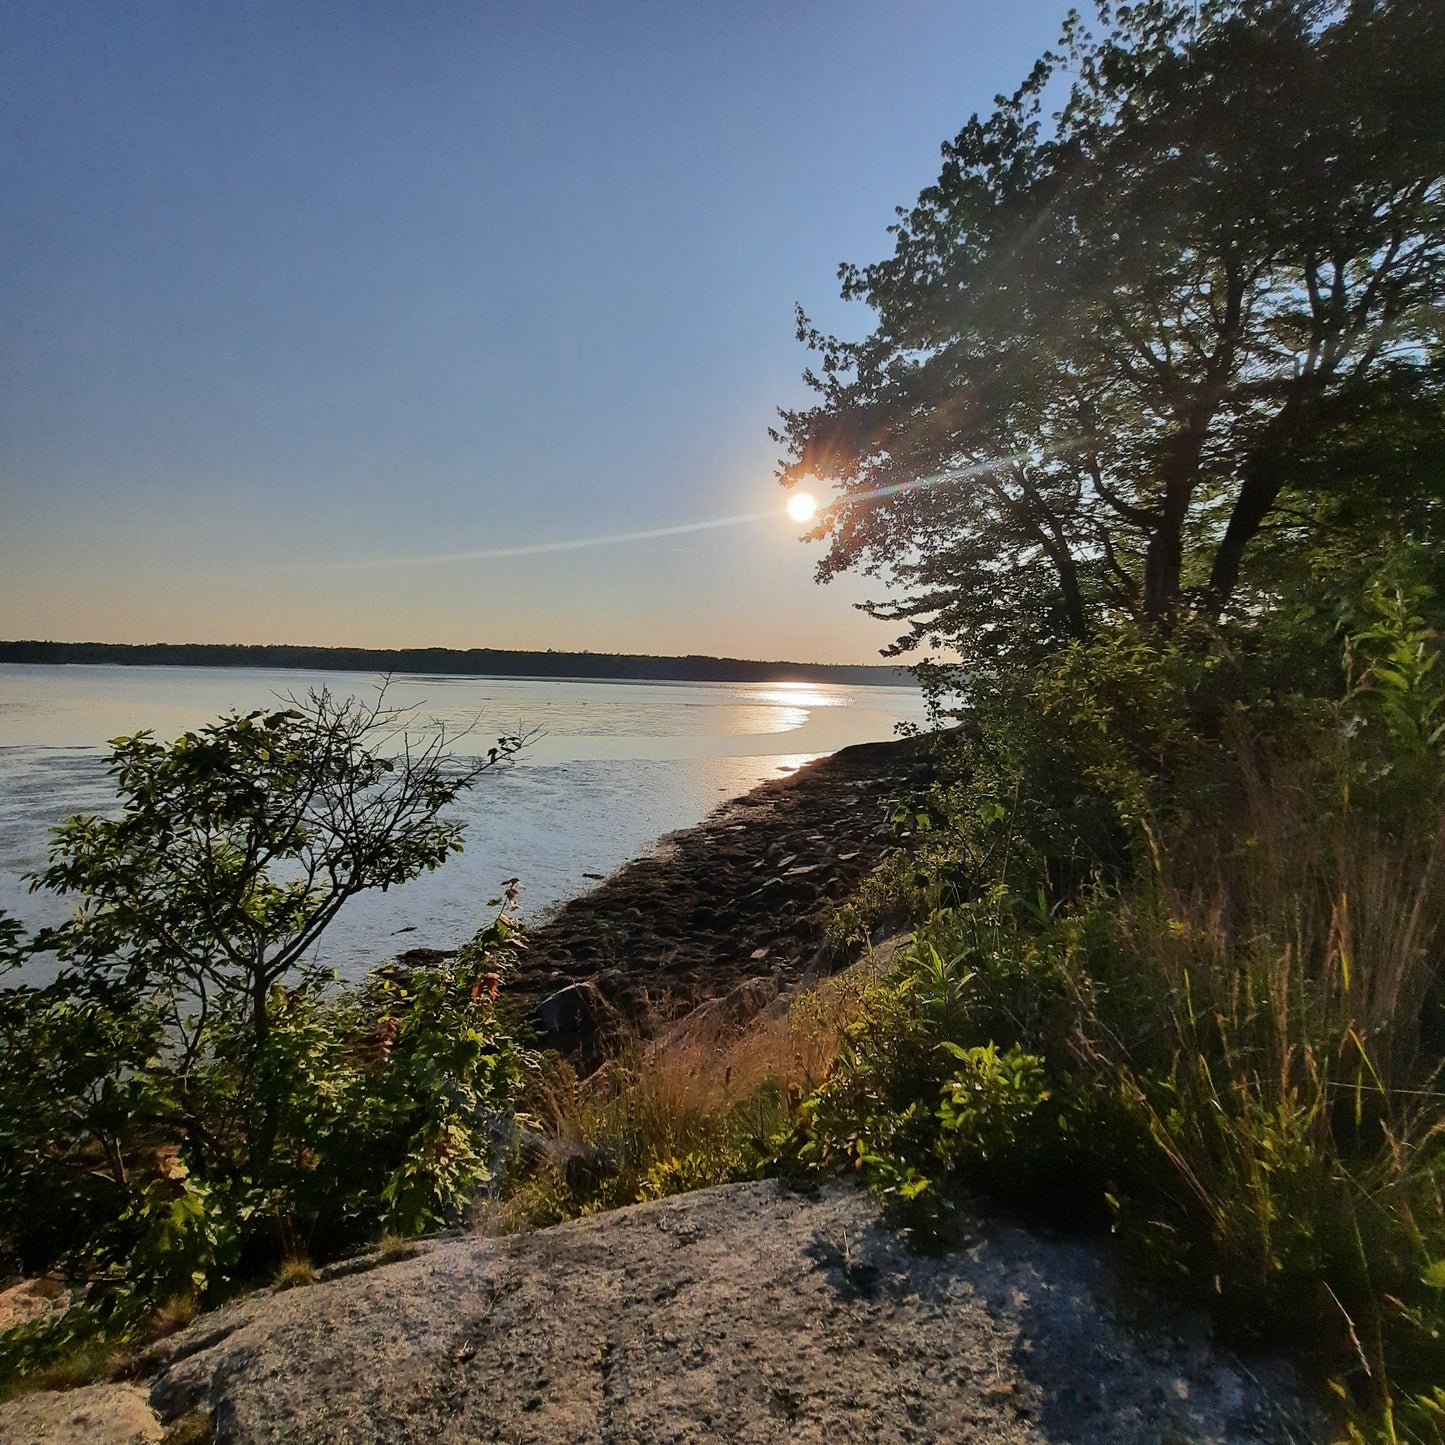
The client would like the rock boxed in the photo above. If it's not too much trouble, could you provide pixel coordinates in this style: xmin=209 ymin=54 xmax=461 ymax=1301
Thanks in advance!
xmin=868 ymin=930 xmax=913 ymax=968
xmin=664 ymin=996 xmax=726 ymax=1044
xmin=136 ymin=1181 xmax=1318 ymax=1445
xmin=0 ymin=1276 xmax=69 ymax=1331
xmin=561 ymin=1143 xmax=616 ymax=1196
xmin=751 ymin=875 xmax=819 ymax=907
xmin=512 ymin=1129 xmax=554 ymax=1173
xmin=660 ymin=977 xmax=779 ymax=1049
xmin=0 ymin=1382 xmax=162 ymax=1445
xmin=724 ymin=975 xmax=778 ymax=1018
xmin=534 ymin=982 xmax=607 ymax=1040
xmin=590 ymin=968 xmax=645 ymax=1010
xmin=392 ymin=948 xmax=456 ymax=969
xmin=788 ymin=914 xmax=820 ymax=942
xmin=504 ymin=733 xmax=945 ymax=1020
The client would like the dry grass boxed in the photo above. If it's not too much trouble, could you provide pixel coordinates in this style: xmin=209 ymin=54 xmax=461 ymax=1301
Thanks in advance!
xmin=271 ymin=1256 xmax=317 ymax=1292
xmin=147 ymin=1294 xmax=198 ymax=1341
xmin=377 ymin=1233 xmax=421 ymax=1262
xmin=498 ymin=959 xmax=881 ymax=1224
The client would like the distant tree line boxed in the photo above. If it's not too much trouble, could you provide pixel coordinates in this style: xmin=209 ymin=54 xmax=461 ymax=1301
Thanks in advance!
xmin=0 ymin=640 xmax=913 ymax=688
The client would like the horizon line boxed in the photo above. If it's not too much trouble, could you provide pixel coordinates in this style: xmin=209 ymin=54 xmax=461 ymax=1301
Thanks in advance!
xmin=0 ymin=638 xmax=919 ymax=676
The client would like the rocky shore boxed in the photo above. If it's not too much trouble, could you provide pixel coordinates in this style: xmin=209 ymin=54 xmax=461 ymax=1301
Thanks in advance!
xmin=0 ymin=733 xmax=1332 ymax=1444
xmin=490 ymin=732 xmax=937 ymax=1048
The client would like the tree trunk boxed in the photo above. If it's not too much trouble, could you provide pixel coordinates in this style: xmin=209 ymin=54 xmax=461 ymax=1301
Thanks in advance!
xmin=1204 ymin=462 xmax=1284 ymax=611
xmin=1205 ymin=389 xmax=1319 ymax=614
xmin=248 ymin=966 xmax=279 ymax=1172
xmin=1142 ymin=522 xmax=1185 ymax=623
xmin=1047 ymin=537 xmax=1088 ymax=639
xmin=251 ymin=969 xmax=270 ymax=1049
xmin=1142 ymin=419 xmax=1210 ymax=623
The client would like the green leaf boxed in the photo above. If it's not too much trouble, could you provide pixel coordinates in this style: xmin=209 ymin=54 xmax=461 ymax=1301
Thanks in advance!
xmin=1421 ymin=1259 xmax=1445 ymax=1289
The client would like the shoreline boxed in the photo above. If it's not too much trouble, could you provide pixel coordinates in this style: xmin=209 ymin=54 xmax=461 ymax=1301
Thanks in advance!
xmin=483 ymin=732 xmax=937 ymax=1031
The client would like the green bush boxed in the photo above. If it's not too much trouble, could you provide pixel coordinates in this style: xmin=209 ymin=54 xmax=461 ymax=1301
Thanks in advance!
xmin=0 ymin=922 xmax=524 ymax=1301
xmin=0 ymin=693 xmax=530 ymax=1391
xmin=783 ymin=589 xmax=1445 ymax=1437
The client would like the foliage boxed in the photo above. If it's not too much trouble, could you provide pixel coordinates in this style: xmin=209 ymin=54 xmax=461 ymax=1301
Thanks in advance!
xmin=781 ymin=905 xmax=1147 ymax=1240
xmin=499 ymin=971 xmax=864 ymax=1227
xmin=0 ymin=693 xmax=530 ymax=1392
xmin=769 ymin=8 xmax=1445 ymax=1433
xmin=1344 ymin=579 xmax=1445 ymax=821
xmin=776 ymin=596 xmax=1445 ymax=1437
xmin=0 ymin=928 xmax=526 ymax=1308
xmin=33 ymin=687 xmax=524 ymax=1050
xmin=776 ymin=0 xmax=1445 ymax=660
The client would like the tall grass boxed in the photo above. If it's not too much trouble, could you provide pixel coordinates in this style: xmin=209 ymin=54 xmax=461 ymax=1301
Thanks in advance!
xmin=495 ymin=965 xmax=872 ymax=1225
xmin=1079 ymin=767 xmax=1445 ymax=1438
xmin=761 ymin=723 xmax=1445 ymax=1439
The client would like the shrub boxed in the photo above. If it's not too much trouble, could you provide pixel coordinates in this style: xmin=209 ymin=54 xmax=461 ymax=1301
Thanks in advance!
xmin=782 ymin=592 xmax=1445 ymax=1435
xmin=0 ymin=692 xmax=530 ymax=1390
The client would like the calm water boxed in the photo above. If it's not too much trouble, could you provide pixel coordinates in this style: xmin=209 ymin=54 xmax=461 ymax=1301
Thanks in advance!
xmin=0 ymin=664 xmax=925 ymax=982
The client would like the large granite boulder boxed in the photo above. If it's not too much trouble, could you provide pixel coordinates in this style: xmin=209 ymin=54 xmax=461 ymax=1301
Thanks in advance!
xmin=2 ymin=1180 xmax=1322 ymax=1444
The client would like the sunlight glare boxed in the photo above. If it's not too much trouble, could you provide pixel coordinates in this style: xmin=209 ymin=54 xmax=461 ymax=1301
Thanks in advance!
xmin=786 ymin=491 xmax=818 ymax=523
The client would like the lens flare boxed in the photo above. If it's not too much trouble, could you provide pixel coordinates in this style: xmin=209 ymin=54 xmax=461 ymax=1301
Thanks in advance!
xmin=786 ymin=492 xmax=818 ymax=523
xmin=303 ymin=443 xmax=1085 ymax=572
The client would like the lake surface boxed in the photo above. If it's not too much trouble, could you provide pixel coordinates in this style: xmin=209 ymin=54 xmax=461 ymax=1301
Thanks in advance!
xmin=0 ymin=664 xmax=926 ymax=982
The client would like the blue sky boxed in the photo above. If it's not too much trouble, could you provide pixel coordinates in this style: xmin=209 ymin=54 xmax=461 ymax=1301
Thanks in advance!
xmin=2 ymin=1 xmax=1065 ymax=663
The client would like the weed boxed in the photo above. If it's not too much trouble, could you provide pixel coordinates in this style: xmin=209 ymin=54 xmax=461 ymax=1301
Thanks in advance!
xmin=272 ymin=1256 xmax=317 ymax=1292
xmin=502 ymin=969 xmax=866 ymax=1223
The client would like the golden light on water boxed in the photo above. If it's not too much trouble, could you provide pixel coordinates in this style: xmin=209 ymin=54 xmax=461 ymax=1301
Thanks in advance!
xmin=786 ymin=491 xmax=818 ymax=523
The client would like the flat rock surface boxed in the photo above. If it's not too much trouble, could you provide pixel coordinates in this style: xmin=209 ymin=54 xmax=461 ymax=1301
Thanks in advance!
xmin=6 ymin=1180 xmax=1322 ymax=1444
xmin=0 ymin=1382 xmax=162 ymax=1445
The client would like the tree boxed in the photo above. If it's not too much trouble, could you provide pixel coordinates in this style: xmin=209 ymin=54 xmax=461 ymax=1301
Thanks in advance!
xmin=0 ymin=692 xmax=531 ymax=1311
xmin=34 ymin=688 xmax=525 ymax=1057
xmin=776 ymin=0 xmax=1445 ymax=665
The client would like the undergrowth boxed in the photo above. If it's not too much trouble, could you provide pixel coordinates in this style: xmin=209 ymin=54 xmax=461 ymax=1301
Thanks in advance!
xmin=510 ymin=587 xmax=1445 ymax=1443
xmin=496 ymin=967 xmax=871 ymax=1225
xmin=778 ymin=593 xmax=1445 ymax=1444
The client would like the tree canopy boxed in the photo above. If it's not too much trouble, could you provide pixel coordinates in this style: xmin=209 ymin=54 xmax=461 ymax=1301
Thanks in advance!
xmin=776 ymin=0 xmax=1445 ymax=664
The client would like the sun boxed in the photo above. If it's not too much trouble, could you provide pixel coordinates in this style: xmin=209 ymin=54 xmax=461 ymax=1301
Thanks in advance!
xmin=786 ymin=491 xmax=818 ymax=523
